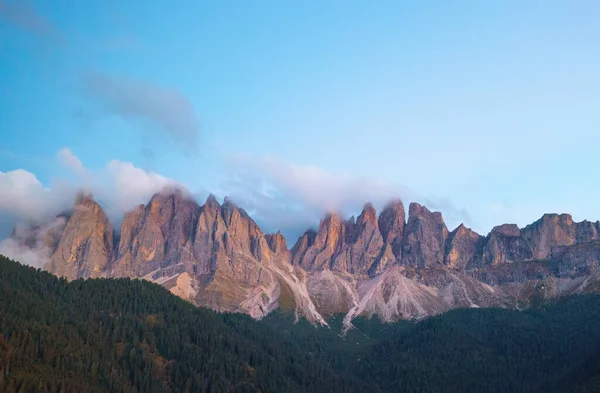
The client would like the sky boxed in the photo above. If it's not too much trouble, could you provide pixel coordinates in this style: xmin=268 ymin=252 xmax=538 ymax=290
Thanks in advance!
xmin=1 ymin=0 xmax=599 ymax=244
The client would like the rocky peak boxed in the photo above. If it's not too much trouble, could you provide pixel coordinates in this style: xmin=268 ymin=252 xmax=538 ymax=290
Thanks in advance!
xmin=378 ymin=199 xmax=405 ymax=258
xmin=357 ymin=203 xmax=378 ymax=227
xmin=444 ymin=224 xmax=483 ymax=269
xmin=576 ymin=220 xmax=600 ymax=243
xmin=46 ymin=194 xmax=113 ymax=280
xmin=291 ymin=229 xmax=317 ymax=266
xmin=221 ymin=197 xmax=238 ymax=227
xmin=116 ymin=204 xmax=145 ymax=258
xmin=491 ymin=224 xmax=521 ymax=237
xmin=482 ymin=223 xmax=532 ymax=265
xmin=345 ymin=204 xmax=378 ymax=244
xmin=74 ymin=191 xmax=96 ymax=207
xmin=266 ymin=231 xmax=288 ymax=254
xmin=521 ymin=214 xmax=577 ymax=260
xmin=401 ymin=203 xmax=448 ymax=268
xmin=317 ymin=213 xmax=345 ymax=253
xmin=111 ymin=189 xmax=201 ymax=277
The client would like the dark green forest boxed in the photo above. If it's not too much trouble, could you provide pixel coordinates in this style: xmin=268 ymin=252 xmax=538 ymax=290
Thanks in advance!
xmin=1 ymin=254 xmax=600 ymax=393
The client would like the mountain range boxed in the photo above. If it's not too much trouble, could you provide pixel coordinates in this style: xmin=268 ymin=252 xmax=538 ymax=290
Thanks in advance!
xmin=9 ymin=188 xmax=600 ymax=330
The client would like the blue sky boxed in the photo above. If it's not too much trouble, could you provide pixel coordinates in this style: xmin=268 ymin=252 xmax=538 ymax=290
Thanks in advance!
xmin=1 ymin=0 xmax=599 ymax=241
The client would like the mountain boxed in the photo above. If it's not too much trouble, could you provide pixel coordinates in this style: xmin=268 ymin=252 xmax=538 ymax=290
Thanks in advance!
xmin=3 ymin=255 xmax=600 ymax=393
xmin=7 ymin=188 xmax=600 ymax=329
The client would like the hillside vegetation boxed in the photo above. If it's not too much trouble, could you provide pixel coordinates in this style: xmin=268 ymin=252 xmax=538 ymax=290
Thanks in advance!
xmin=2 ymin=254 xmax=600 ymax=393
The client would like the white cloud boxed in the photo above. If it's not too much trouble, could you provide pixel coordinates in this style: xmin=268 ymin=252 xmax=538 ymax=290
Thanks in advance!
xmin=58 ymin=147 xmax=87 ymax=176
xmin=0 ymin=148 xmax=181 ymax=240
xmin=0 ymin=168 xmax=71 ymax=226
xmin=0 ymin=217 xmax=67 ymax=268
xmin=101 ymin=159 xmax=178 ymax=216
xmin=222 ymin=155 xmax=472 ymax=241
xmin=0 ymin=148 xmax=472 ymax=259
xmin=0 ymin=148 xmax=181 ymax=266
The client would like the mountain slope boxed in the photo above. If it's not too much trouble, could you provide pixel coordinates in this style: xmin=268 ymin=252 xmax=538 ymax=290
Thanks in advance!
xmin=0 ymin=255 xmax=366 ymax=393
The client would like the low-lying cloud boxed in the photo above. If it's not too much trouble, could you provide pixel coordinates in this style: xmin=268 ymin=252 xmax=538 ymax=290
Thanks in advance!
xmin=222 ymin=155 xmax=472 ymax=241
xmin=0 ymin=217 xmax=67 ymax=269
xmin=0 ymin=168 xmax=73 ymax=229
xmin=0 ymin=148 xmax=181 ymax=241
xmin=1 ymin=148 xmax=472 ymax=265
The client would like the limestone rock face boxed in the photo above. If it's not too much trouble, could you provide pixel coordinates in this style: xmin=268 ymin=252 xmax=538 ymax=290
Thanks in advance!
xmin=521 ymin=214 xmax=577 ymax=260
xmin=46 ymin=193 xmax=113 ymax=280
xmin=481 ymin=224 xmax=532 ymax=266
xmin=336 ymin=203 xmax=386 ymax=274
xmin=378 ymin=199 xmax=405 ymax=259
xmin=519 ymin=214 xmax=599 ymax=261
xmin=21 ymin=189 xmax=600 ymax=328
xmin=265 ymin=231 xmax=288 ymax=255
xmin=290 ymin=204 xmax=385 ymax=275
xmin=291 ymin=213 xmax=346 ymax=271
xmin=290 ymin=229 xmax=317 ymax=266
xmin=575 ymin=220 xmax=600 ymax=243
xmin=112 ymin=189 xmax=200 ymax=277
xmin=444 ymin=224 xmax=483 ymax=269
xmin=401 ymin=203 xmax=449 ymax=268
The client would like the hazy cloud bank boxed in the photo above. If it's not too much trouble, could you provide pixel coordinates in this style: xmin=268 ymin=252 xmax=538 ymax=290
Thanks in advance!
xmin=82 ymin=71 xmax=200 ymax=154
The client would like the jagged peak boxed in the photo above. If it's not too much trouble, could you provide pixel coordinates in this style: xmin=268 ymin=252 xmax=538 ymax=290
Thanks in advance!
xmin=407 ymin=202 xmax=444 ymax=223
xmin=357 ymin=202 xmax=377 ymax=225
xmin=266 ymin=231 xmax=288 ymax=254
xmin=491 ymin=223 xmax=521 ymax=237
xmin=75 ymin=190 xmax=96 ymax=206
xmin=323 ymin=211 xmax=342 ymax=221
xmin=205 ymin=193 xmax=220 ymax=207
xmin=382 ymin=198 xmax=405 ymax=211
xmin=450 ymin=223 xmax=481 ymax=239
xmin=453 ymin=223 xmax=476 ymax=234
xmin=149 ymin=186 xmax=189 ymax=203
xmin=303 ymin=228 xmax=318 ymax=238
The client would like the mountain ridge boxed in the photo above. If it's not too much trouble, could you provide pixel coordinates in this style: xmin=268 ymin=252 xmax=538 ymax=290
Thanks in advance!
xmin=7 ymin=187 xmax=600 ymax=329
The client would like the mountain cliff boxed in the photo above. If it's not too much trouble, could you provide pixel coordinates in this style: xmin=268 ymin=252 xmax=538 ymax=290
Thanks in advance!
xmin=8 ymin=188 xmax=600 ymax=330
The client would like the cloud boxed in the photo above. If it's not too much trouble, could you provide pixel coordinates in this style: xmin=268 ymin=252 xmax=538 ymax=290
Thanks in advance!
xmin=0 ymin=168 xmax=72 ymax=227
xmin=222 ymin=155 xmax=472 ymax=241
xmin=82 ymin=71 xmax=199 ymax=152
xmin=0 ymin=147 xmax=472 ymax=263
xmin=0 ymin=217 xmax=67 ymax=268
xmin=56 ymin=148 xmax=181 ymax=223
xmin=100 ymin=159 xmax=178 ymax=217
xmin=0 ymin=148 xmax=181 ymax=240
xmin=58 ymin=147 xmax=87 ymax=176
xmin=0 ymin=148 xmax=182 ymax=266
xmin=0 ymin=0 xmax=62 ymax=40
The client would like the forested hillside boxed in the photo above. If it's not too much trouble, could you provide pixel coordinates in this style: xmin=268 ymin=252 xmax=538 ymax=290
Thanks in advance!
xmin=0 ymin=255 xmax=366 ymax=393
xmin=2 ymin=254 xmax=600 ymax=393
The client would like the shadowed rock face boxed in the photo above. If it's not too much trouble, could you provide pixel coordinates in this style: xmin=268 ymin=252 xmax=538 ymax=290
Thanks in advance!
xmin=32 ymin=190 xmax=600 ymax=327
xmin=265 ymin=231 xmax=287 ymax=255
xmin=290 ymin=204 xmax=386 ymax=275
xmin=401 ymin=203 xmax=449 ymax=268
xmin=444 ymin=224 xmax=484 ymax=269
xmin=112 ymin=189 xmax=200 ymax=277
xmin=291 ymin=229 xmax=317 ymax=266
xmin=481 ymin=224 xmax=533 ymax=266
xmin=46 ymin=193 xmax=113 ymax=280
xmin=378 ymin=199 xmax=405 ymax=260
